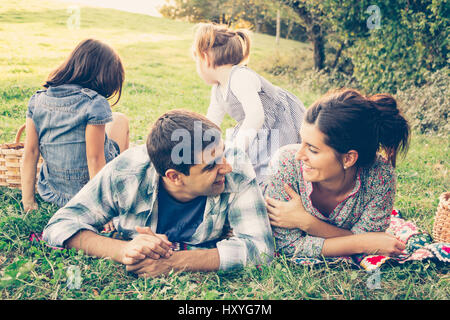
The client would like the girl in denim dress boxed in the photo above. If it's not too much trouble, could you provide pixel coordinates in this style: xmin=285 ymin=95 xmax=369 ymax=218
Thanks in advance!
xmin=21 ymin=39 xmax=129 ymax=232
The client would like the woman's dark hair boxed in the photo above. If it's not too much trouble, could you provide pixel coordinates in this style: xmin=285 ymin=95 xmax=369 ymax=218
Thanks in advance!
xmin=306 ymin=88 xmax=410 ymax=168
xmin=147 ymin=109 xmax=222 ymax=176
xmin=44 ymin=39 xmax=125 ymax=105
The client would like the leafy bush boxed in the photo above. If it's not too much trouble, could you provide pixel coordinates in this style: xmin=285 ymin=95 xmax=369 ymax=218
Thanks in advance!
xmin=261 ymin=48 xmax=357 ymax=93
xmin=297 ymin=69 xmax=358 ymax=95
xmin=264 ymin=49 xmax=448 ymax=137
xmin=396 ymin=67 xmax=449 ymax=135
xmin=262 ymin=49 xmax=313 ymax=79
xmin=332 ymin=0 xmax=448 ymax=93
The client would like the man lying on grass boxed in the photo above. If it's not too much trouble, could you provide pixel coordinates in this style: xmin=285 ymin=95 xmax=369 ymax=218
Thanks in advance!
xmin=43 ymin=110 xmax=274 ymax=277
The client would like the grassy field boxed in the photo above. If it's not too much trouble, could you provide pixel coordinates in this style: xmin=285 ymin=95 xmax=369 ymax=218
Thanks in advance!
xmin=0 ymin=0 xmax=449 ymax=300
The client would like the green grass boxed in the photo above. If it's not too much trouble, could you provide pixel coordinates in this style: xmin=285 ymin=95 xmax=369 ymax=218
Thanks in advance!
xmin=0 ymin=0 xmax=449 ymax=300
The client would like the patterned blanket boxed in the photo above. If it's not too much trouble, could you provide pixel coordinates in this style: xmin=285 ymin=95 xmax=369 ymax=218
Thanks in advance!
xmin=292 ymin=209 xmax=450 ymax=271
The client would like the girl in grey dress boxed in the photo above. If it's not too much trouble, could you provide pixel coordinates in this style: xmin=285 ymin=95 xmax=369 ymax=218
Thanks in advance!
xmin=192 ymin=23 xmax=305 ymax=184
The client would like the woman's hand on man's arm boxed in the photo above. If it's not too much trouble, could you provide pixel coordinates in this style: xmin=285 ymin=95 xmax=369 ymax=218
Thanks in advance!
xmin=266 ymin=183 xmax=313 ymax=230
xmin=266 ymin=183 xmax=352 ymax=238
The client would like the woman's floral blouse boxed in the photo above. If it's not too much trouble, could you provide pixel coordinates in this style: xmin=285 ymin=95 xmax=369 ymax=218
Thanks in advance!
xmin=262 ymin=144 xmax=396 ymax=258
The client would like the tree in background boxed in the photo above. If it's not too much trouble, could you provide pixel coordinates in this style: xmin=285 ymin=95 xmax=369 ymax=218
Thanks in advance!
xmin=161 ymin=0 xmax=448 ymax=93
xmin=279 ymin=1 xmax=327 ymax=71
xmin=160 ymin=0 xmax=227 ymax=23
xmin=160 ymin=0 xmax=308 ymax=41
xmin=320 ymin=0 xmax=449 ymax=93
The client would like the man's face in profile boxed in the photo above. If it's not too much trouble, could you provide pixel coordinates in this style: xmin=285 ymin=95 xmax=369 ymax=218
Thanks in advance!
xmin=183 ymin=139 xmax=232 ymax=197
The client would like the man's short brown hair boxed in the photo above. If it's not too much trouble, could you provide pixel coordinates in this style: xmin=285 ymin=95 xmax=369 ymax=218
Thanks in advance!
xmin=146 ymin=109 xmax=222 ymax=176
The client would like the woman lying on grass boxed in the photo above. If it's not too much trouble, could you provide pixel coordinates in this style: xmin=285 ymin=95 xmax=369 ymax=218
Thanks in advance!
xmin=263 ymin=88 xmax=410 ymax=259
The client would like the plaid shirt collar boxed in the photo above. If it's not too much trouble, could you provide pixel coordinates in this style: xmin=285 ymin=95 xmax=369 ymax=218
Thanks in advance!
xmin=139 ymin=145 xmax=254 ymax=231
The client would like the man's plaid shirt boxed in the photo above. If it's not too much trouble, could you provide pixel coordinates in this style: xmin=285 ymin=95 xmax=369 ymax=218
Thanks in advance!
xmin=43 ymin=145 xmax=274 ymax=270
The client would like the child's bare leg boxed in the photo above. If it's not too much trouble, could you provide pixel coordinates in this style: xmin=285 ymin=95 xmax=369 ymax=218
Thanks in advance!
xmin=104 ymin=112 xmax=129 ymax=232
xmin=105 ymin=112 xmax=129 ymax=153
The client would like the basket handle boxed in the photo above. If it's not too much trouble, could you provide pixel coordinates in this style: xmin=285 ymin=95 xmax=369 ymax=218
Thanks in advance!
xmin=15 ymin=124 xmax=26 ymax=144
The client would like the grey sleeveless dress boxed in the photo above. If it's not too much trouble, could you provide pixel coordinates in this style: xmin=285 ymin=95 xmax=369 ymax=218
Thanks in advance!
xmin=215 ymin=65 xmax=305 ymax=184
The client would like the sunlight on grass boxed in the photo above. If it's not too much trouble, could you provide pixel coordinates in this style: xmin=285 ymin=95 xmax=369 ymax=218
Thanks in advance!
xmin=0 ymin=0 xmax=448 ymax=300
xmin=0 ymin=0 xmax=311 ymax=143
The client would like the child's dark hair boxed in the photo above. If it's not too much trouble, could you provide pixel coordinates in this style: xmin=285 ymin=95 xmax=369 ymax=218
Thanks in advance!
xmin=44 ymin=39 xmax=124 ymax=105
xmin=306 ymin=88 xmax=410 ymax=168
xmin=146 ymin=109 xmax=222 ymax=176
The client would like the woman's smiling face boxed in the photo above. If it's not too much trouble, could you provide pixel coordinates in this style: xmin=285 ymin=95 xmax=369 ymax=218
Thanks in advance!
xmin=295 ymin=121 xmax=345 ymax=183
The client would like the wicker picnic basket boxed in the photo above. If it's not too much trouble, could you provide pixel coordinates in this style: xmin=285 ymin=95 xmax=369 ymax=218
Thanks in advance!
xmin=433 ymin=192 xmax=450 ymax=243
xmin=0 ymin=124 xmax=43 ymax=189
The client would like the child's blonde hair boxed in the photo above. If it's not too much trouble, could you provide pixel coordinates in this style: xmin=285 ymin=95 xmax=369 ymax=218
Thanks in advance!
xmin=192 ymin=23 xmax=251 ymax=68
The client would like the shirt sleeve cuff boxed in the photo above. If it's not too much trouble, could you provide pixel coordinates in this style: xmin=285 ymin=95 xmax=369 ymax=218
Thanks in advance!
xmin=216 ymin=238 xmax=247 ymax=270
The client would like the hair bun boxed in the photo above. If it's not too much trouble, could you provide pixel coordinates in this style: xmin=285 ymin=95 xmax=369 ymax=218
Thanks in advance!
xmin=305 ymin=88 xmax=410 ymax=168
xmin=369 ymin=93 xmax=399 ymax=116
xmin=369 ymin=93 xmax=409 ymax=167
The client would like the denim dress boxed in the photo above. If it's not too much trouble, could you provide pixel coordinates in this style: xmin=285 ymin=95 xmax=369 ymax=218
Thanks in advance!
xmin=26 ymin=84 xmax=120 ymax=207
